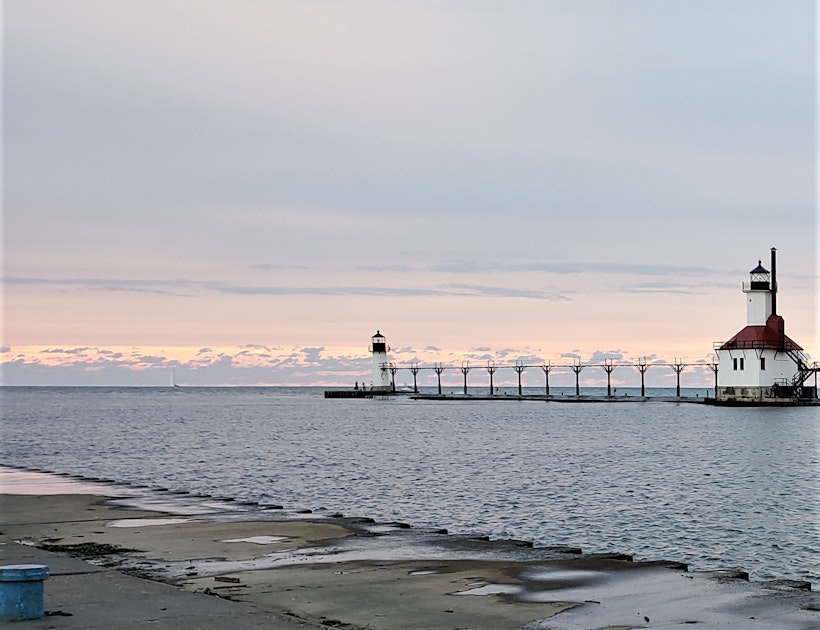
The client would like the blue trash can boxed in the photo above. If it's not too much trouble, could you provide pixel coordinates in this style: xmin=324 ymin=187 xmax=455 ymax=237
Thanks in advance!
xmin=0 ymin=564 xmax=50 ymax=621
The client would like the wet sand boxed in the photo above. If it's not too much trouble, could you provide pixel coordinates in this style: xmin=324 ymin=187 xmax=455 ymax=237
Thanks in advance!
xmin=1 ymin=467 xmax=818 ymax=629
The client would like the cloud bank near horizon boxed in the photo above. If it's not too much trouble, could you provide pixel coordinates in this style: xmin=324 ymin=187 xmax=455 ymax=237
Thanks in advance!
xmin=1 ymin=343 xmax=724 ymax=388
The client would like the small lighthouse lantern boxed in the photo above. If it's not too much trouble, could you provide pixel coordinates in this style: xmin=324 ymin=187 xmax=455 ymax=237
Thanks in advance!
xmin=370 ymin=331 xmax=388 ymax=354
xmin=747 ymin=261 xmax=771 ymax=290
xmin=368 ymin=330 xmax=392 ymax=392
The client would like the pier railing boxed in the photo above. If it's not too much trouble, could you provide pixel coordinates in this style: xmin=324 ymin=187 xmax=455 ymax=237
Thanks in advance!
xmin=713 ymin=339 xmax=800 ymax=351
xmin=375 ymin=358 xmax=714 ymax=398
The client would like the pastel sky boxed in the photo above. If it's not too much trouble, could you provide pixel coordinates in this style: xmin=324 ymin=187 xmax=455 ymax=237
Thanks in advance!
xmin=2 ymin=0 xmax=817 ymax=387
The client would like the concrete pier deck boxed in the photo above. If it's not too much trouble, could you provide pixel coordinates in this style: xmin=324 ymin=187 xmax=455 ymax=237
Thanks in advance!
xmin=1 ymin=467 xmax=818 ymax=629
xmin=323 ymin=391 xmax=710 ymax=403
xmin=409 ymin=394 xmax=708 ymax=403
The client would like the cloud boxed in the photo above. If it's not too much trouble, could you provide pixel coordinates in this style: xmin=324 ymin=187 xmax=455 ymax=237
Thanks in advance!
xmin=390 ymin=346 xmax=417 ymax=354
xmin=431 ymin=261 xmax=726 ymax=276
xmin=3 ymin=276 xmax=199 ymax=296
xmin=438 ymin=283 xmax=568 ymax=300
xmin=493 ymin=348 xmax=518 ymax=359
xmin=619 ymin=280 xmax=741 ymax=294
xmin=300 ymin=347 xmax=325 ymax=364
xmin=131 ymin=354 xmax=166 ymax=365
xmin=512 ymin=354 xmax=545 ymax=365
xmin=1 ymin=276 xmax=570 ymax=301
xmin=250 ymin=263 xmax=313 ymax=271
xmin=40 ymin=347 xmax=91 ymax=355
xmin=241 ymin=344 xmax=274 ymax=351
xmin=356 ymin=264 xmax=418 ymax=273
xmin=587 ymin=350 xmax=627 ymax=363
xmin=619 ymin=282 xmax=702 ymax=295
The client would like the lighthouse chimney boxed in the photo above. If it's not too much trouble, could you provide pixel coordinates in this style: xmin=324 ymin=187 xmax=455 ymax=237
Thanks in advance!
xmin=770 ymin=247 xmax=777 ymax=316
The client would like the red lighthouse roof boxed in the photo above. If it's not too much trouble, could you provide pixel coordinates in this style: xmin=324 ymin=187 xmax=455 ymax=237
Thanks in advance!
xmin=718 ymin=315 xmax=802 ymax=351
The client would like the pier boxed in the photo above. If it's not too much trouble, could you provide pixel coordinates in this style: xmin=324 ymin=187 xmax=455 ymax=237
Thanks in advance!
xmin=325 ymin=355 xmax=818 ymax=404
xmin=376 ymin=358 xmax=706 ymax=397
xmin=410 ymin=393 xmax=708 ymax=404
xmin=325 ymin=357 xmax=720 ymax=401
xmin=323 ymin=389 xmax=373 ymax=399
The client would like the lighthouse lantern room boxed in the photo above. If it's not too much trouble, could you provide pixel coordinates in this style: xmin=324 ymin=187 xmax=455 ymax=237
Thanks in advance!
xmin=369 ymin=330 xmax=392 ymax=392
xmin=714 ymin=248 xmax=817 ymax=404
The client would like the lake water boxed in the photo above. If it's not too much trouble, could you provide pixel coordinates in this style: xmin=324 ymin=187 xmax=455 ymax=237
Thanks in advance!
xmin=1 ymin=386 xmax=817 ymax=585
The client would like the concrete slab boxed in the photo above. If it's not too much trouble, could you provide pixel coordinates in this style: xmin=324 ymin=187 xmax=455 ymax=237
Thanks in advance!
xmin=0 ymin=540 xmax=315 ymax=629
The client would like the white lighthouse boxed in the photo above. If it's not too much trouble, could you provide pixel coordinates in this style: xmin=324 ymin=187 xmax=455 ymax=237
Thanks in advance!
xmin=713 ymin=248 xmax=817 ymax=404
xmin=369 ymin=330 xmax=393 ymax=392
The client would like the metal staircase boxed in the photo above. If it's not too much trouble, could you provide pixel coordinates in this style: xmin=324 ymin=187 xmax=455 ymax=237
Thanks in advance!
xmin=785 ymin=348 xmax=817 ymax=384
xmin=772 ymin=348 xmax=820 ymax=399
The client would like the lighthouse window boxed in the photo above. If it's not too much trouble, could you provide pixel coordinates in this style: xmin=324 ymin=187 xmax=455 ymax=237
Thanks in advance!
xmin=760 ymin=357 xmax=766 ymax=370
xmin=739 ymin=358 xmax=744 ymax=370
xmin=733 ymin=358 xmax=745 ymax=371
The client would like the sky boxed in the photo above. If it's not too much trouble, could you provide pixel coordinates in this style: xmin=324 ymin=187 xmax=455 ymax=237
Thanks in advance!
xmin=2 ymin=0 xmax=817 ymax=387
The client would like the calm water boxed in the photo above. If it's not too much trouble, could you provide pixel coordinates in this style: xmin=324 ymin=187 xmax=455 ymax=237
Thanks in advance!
xmin=1 ymin=386 xmax=817 ymax=584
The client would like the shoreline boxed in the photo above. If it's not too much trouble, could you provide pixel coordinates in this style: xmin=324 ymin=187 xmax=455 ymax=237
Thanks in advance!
xmin=2 ymin=466 xmax=818 ymax=629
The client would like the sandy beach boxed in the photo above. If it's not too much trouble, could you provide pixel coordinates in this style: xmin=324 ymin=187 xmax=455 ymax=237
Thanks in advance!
xmin=1 ymin=467 xmax=818 ymax=629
